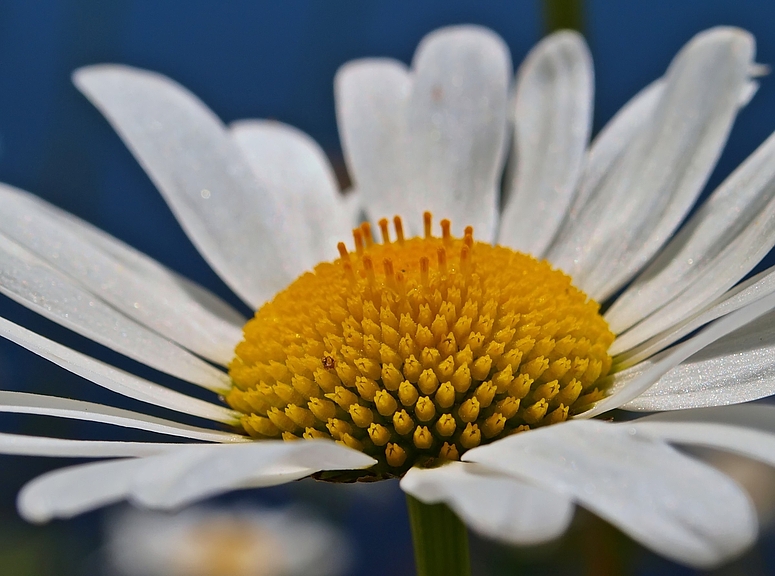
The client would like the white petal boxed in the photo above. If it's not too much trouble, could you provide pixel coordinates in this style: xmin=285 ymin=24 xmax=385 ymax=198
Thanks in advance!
xmin=499 ymin=31 xmax=593 ymax=256
xmin=19 ymin=458 xmax=158 ymax=523
xmin=557 ymin=80 xmax=664 ymax=240
xmin=130 ymin=441 xmax=375 ymax=509
xmin=0 ymin=391 xmax=245 ymax=443
xmin=607 ymin=129 xmax=775 ymax=344
xmin=550 ymin=75 xmax=756 ymax=272
xmin=739 ymin=78 xmax=760 ymax=105
xmin=231 ymin=120 xmax=351 ymax=264
xmin=0 ymin=316 xmax=238 ymax=423
xmin=0 ymin=234 xmax=231 ymax=392
xmin=406 ymin=26 xmax=511 ymax=239
xmin=18 ymin=441 xmax=376 ymax=522
xmin=464 ymin=420 xmax=756 ymax=568
xmin=622 ymin=308 xmax=775 ymax=411
xmin=335 ymin=60 xmax=412 ymax=232
xmin=340 ymin=189 xmax=364 ymax=229
xmin=632 ymin=406 xmax=775 ymax=466
xmin=0 ymin=433 xmax=180 ymax=458
xmin=636 ymin=422 xmax=775 ymax=468
xmin=401 ymin=462 xmax=573 ymax=545
xmin=584 ymin=287 xmax=775 ymax=417
xmin=336 ymin=26 xmax=510 ymax=241
xmin=548 ymin=28 xmax=755 ymax=300
xmin=615 ymin=265 xmax=775 ymax=366
xmin=74 ymin=65 xmax=296 ymax=307
xmin=0 ymin=183 xmax=244 ymax=365
xmin=639 ymin=402 xmax=775 ymax=432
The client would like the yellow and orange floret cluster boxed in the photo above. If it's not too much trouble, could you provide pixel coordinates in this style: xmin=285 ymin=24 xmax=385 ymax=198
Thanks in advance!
xmin=226 ymin=214 xmax=614 ymax=478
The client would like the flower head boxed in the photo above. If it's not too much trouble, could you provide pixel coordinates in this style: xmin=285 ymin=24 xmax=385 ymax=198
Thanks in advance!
xmin=2 ymin=23 xmax=775 ymax=570
xmin=104 ymin=505 xmax=351 ymax=576
xmin=229 ymin=214 xmax=613 ymax=475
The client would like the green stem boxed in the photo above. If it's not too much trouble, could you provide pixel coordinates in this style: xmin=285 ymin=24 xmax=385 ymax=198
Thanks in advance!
xmin=541 ymin=0 xmax=585 ymax=34
xmin=406 ymin=495 xmax=471 ymax=576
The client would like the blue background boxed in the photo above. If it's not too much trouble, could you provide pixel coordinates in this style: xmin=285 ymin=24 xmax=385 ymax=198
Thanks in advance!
xmin=1 ymin=1 xmax=775 ymax=574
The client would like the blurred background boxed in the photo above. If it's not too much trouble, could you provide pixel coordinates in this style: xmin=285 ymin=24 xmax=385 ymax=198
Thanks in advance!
xmin=1 ymin=1 xmax=775 ymax=574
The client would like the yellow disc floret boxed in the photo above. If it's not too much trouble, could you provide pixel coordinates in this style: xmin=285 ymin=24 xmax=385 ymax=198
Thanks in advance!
xmin=227 ymin=213 xmax=614 ymax=479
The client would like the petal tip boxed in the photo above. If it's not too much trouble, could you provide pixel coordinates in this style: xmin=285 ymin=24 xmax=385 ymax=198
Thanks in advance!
xmin=73 ymin=63 xmax=135 ymax=91
xmin=17 ymin=485 xmax=54 ymax=525
xmin=690 ymin=26 xmax=755 ymax=57
xmin=413 ymin=25 xmax=512 ymax=75
xmin=420 ymin=24 xmax=509 ymax=50
xmin=334 ymin=58 xmax=408 ymax=91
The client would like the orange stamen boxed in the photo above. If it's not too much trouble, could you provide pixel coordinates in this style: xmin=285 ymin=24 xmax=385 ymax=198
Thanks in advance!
xmin=363 ymin=255 xmax=375 ymax=283
xmin=384 ymin=259 xmax=395 ymax=288
xmin=441 ymin=219 xmax=451 ymax=243
xmin=361 ymin=222 xmax=374 ymax=248
xmin=460 ymin=245 xmax=470 ymax=274
xmin=337 ymin=242 xmax=350 ymax=261
xmin=420 ymin=256 xmax=429 ymax=285
xmin=437 ymin=247 xmax=447 ymax=275
xmin=353 ymin=229 xmax=364 ymax=255
xmin=394 ymin=216 xmax=405 ymax=244
xmin=378 ymin=218 xmax=391 ymax=244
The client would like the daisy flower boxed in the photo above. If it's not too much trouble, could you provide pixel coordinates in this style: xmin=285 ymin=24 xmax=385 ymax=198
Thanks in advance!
xmin=2 ymin=24 xmax=775 ymax=573
xmin=103 ymin=505 xmax=351 ymax=576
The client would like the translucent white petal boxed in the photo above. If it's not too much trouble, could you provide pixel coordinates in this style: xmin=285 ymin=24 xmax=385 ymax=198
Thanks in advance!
xmin=0 ymin=391 xmax=245 ymax=443
xmin=622 ymin=308 xmax=775 ymax=411
xmin=0 ymin=183 xmax=244 ymax=365
xmin=230 ymin=120 xmax=351 ymax=264
xmin=0 ymin=432 xmax=181 ymax=457
xmin=632 ymin=407 xmax=775 ymax=466
xmin=547 ymin=28 xmax=755 ymax=300
xmin=0 ymin=317 xmax=238 ymax=423
xmin=615 ymin=265 xmax=775 ymax=366
xmin=74 ymin=65 xmax=296 ymax=307
xmin=401 ymin=462 xmax=574 ymax=545
xmin=499 ymin=31 xmax=593 ymax=256
xmin=336 ymin=25 xmax=510 ymax=241
xmin=464 ymin=420 xmax=756 ymax=568
xmin=584 ymin=289 xmax=775 ymax=417
xmin=18 ymin=441 xmax=376 ymax=522
xmin=0 ymin=234 xmax=231 ymax=392
xmin=607 ymin=129 xmax=775 ymax=343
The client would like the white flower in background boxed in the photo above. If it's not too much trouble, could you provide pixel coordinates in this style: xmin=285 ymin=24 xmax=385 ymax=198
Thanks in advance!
xmin=3 ymin=24 xmax=775 ymax=569
xmin=103 ymin=505 xmax=350 ymax=576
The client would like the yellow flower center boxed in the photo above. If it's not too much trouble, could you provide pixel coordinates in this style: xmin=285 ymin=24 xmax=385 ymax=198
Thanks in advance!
xmin=227 ymin=214 xmax=614 ymax=479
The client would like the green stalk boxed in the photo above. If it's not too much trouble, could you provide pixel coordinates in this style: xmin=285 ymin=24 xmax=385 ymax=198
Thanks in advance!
xmin=406 ymin=495 xmax=471 ymax=576
xmin=541 ymin=0 xmax=584 ymax=34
